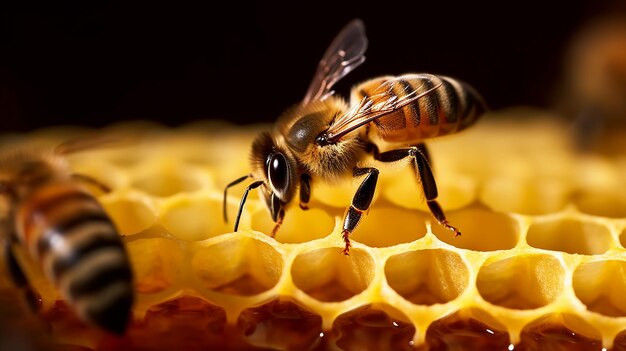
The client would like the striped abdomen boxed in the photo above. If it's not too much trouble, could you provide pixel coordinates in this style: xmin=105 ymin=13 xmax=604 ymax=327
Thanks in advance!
xmin=15 ymin=183 xmax=133 ymax=334
xmin=352 ymin=74 xmax=486 ymax=143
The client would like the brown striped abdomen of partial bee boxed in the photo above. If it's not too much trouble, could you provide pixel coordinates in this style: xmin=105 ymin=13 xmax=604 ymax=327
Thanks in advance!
xmin=351 ymin=74 xmax=486 ymax=143
xmin=14 ymin=182 xmax=133 ymax=333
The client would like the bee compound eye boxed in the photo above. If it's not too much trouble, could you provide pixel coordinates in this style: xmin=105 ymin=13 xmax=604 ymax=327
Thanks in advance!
xmin=267 ymin=153 xmax=289 ymax=195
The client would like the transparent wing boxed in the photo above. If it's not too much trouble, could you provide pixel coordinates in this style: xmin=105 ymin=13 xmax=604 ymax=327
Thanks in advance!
xmin=324 ymin=74 xmax=444 ymax=142
xmin=54 ymin=132 xmax=133 ymax=155
xmin=302 ymin=19 xmax=368 ymax=105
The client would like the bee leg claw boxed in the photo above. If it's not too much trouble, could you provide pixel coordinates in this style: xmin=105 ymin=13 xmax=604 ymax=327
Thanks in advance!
xmin=270 ymin=225 xmax=280 ymax=238
xmin=270 ymin=210 xmax=284 ymax=239
xmin=426 ymin=200 xmax=462 ymax=237
xmin=341 ymin=230 xmax=351 ymax=256
xmin=442 ymin=221 xmax=461 ymax=237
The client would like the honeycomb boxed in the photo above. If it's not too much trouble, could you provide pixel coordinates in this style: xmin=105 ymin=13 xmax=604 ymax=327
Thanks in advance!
xmin=1 ymin=109 xmax=626 ymax=350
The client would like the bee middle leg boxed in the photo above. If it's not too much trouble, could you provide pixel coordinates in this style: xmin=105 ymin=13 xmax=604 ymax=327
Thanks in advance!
xmin=299 ymin=174 xmax=311 ymax=210
xmin=341 ymin=167 xmax=379 ymax=255
xmin=371 ymin=143 xmax=461 ymax=237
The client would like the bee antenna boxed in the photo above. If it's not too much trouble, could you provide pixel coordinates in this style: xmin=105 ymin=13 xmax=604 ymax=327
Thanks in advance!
xmin=223 ymin=174 xmax=252 ymax=223
xmin=234 ymin=180 xmax=264 ymax=232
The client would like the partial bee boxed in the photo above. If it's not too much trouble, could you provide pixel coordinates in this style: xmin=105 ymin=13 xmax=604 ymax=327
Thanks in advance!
xmin=224 ymin=19 xmax=486 ymax=255
xmin=0 ymin=140 xmax=134 ymax=334
xmin=559 ymin=16 xmax=626 ymax=151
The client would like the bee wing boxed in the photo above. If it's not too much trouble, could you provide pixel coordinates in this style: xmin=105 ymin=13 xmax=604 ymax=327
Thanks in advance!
xmin=54 ymin=133 xmax=134 ymax=155
xmin=324 ymin=74 xmax=444 ymax=142
xmin=302 ymin=19 xmax=368 ymax=105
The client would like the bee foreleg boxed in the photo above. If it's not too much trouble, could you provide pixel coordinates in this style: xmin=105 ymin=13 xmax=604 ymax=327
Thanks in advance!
xmin=341 ymin=167 xmax=379 ymax=255
xmin=234 ymin=180 xmax=264 ymax=232
xmin=223 ymin=174 xmax=252 ymax=223
xmin=374 ymin=146 xmax=461 ymax=237
xmin=271 ymin=209 xmax=285 ymax=238
xmin=3 ymin=238 xmax=42 ymax=313
xmin=299 ymin=174 xmax=311 ymax=210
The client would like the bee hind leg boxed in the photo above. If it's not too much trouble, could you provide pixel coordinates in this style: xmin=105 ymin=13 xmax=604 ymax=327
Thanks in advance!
xmin=341 ymin=167 xmax=379 ymax=255
xmin=3 ymin=238 xmax=42 ymax=313
xmin=71 ymin=173 xmax=111 ymax=193
xmin=415 ymin=143 xmax=432 ymax=165
xmin=372 ymin=143 xmax=461 ymax=237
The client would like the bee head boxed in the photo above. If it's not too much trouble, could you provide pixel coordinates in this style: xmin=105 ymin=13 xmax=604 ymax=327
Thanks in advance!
xmin=250 ymin=131 xmax=298 ymax=221
xmin=0 ymin=150 xmax=69 ymax=201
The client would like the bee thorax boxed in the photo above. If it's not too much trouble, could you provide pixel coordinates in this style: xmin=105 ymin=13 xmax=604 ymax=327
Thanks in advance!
xmin=299 ymin=138 xmax=362 ymax=181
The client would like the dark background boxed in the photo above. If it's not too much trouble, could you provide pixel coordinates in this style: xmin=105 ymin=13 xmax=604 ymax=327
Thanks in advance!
xmin=0 ymin=2 xmax=624 ymax=132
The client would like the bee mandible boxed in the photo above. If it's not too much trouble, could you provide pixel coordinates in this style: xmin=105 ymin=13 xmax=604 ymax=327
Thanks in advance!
xmin=224 ymin=19 xmax=486 ymax=255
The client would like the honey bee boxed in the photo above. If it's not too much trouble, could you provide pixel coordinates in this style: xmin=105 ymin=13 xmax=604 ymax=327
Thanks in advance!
xmin=224 ymin=19 xmax=486 ymax=255
xmin=0 ymin=141 xmax=134 ymax=334
xmin=560 ymin=16 xmax=626 ymax=151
